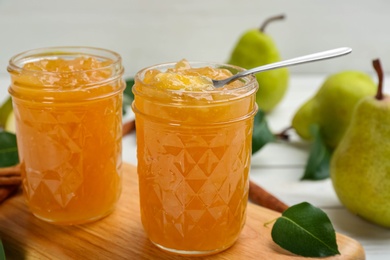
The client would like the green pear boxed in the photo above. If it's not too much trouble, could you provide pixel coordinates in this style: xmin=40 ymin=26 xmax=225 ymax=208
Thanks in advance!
xmin=331 ymin=59 xmax=390 ymax=227
xmin=228 ymin=14 xmax=289 ymax=112
xmin=292 ymin=71 xmax=376 ymax=148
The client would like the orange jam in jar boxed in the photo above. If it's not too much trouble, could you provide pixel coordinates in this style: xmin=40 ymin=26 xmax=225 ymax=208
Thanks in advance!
xmin=8 ymin=47 xmax=125 ymax=225
xmin=132 ymin=60 xmax=258 ymax=255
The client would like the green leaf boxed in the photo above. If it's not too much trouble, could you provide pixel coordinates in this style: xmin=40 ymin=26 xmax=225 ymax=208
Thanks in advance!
xmin=271 ymin=202 xmax=340 ymax=257
xmin=124 ymin=78 xmax=135 ymax=103
xmin=252 ymin=109 xmax=275 ymax=154
xmin=0 ymin=239 xmax=5 ymax=260
xmin=0 ymin=97 xmax=13 ymax=129
xmin=124 ymin=78 xmax=135 ymax=96
xmin=0 ymin=131 xmax=19 ymax=167
xmin=123 ymin=78 xmax=135 ymax=115
xmin=301 ymin=124 xmax=332 ymax=180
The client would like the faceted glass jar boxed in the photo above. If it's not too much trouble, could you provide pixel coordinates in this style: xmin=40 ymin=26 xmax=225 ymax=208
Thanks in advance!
xmin=132 ymin=62 xmax=258 ymax=256
xmin=8 ymin=47 xmax=125 ymax=225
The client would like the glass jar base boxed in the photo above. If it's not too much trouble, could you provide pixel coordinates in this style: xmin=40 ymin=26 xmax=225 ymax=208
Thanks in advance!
xmin=152 ymin=240 xmax=236 ymax=257
xmin=31 ymin=208 xmax=116 ymax=225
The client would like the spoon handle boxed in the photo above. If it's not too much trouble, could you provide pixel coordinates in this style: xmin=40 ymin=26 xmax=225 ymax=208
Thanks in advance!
xmin=240 ymin=47 xmax=352 ymax=78
xmin=213 ymin=47 xmax=352 ymax=88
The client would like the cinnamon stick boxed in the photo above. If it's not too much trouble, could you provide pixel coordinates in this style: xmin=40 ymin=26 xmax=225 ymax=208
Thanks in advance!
xmin=122 ymin=120 xmax=136 ymax=136
xmin=0 ymin=185 xmax=19 ymax=203
xmin=0 ymin=176 xmax=22 ymax=186
xmin=0 ymin=164 xmax=21 ymax=203
xmin=248 ymin=180 xmax=289 ymax=213
xmin=0 ymin=164 xmax=21 ymax=177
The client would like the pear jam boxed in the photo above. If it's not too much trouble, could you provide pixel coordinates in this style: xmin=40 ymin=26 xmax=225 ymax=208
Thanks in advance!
xmin=142 ymin=59 xmax=246 ymax=91
xmin=8 ymin=47 xmax=124 ymax=225
xmin=132 ymin=60 xmax=258 ymax=256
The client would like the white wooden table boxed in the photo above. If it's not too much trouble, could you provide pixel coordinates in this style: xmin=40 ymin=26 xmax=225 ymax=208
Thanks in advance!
xmin=1 ymin=74 xmax=390 ymax=259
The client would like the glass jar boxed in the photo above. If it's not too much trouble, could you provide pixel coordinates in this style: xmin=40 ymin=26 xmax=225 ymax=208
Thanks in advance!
xmin=8 ymin=47 xmax=125 ymax=225
xmin=132 ymin=62 xmax=258 ymax=255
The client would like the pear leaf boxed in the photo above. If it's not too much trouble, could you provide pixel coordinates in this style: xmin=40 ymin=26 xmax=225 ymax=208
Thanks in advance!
xmin=301 ymin=124 xmax=332 ymax=180
xmin=0 ymin=131 xmax=19 ymax=167
xmin=0 ymin=97 xmax=13 ymax=129
xmin=252 ymin=109 xmax=275 ymax=154
xmin=123 ymin=78 xmax=135 ymax=115
xmin=271 ymin=202 xmax=340 ymax=257
xmin=0 ymin=239 xmax=5 ymax=260
xmin=124 ymin=78 xmax=135 ymax=101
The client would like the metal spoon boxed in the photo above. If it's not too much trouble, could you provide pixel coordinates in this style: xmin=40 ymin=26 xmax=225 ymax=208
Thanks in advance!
xmin=212 ymin=47 xmax=352 ymax=88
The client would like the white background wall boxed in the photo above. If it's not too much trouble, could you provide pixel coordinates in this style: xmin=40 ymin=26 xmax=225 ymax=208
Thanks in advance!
xmin=0 ymin=0 xmax=389 ymax=78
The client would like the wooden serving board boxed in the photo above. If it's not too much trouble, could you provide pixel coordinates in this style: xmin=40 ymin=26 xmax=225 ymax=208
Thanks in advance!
xmin=0 ymin=164 xmax=365 ymax=259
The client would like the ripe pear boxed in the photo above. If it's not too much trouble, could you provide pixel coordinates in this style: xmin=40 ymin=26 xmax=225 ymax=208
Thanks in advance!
xmin=228 ymin=14 xmax=289 ymax=112
xmin=292 ymin=71 xmax=376 ymax=148
xmin=0 ymin=96 xmax=13 ymax=130
xmin=331 ymin=59 xmax=390 ymax=227
xmin=5 ymin=110 xmax=15 ymax=133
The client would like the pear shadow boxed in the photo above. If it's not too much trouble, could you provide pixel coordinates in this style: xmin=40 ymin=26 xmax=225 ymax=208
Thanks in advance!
xmin=331 ymin=209 xmax=390 ymax=241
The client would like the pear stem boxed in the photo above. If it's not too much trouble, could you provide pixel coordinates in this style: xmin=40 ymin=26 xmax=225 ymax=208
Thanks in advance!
xmin=373 ymin=59 xmax=384 ymax=100
xmin=275 ymin=126 xmax=292 ymax=141
xmin=259 ymin=14 xmax=285 ymax=33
